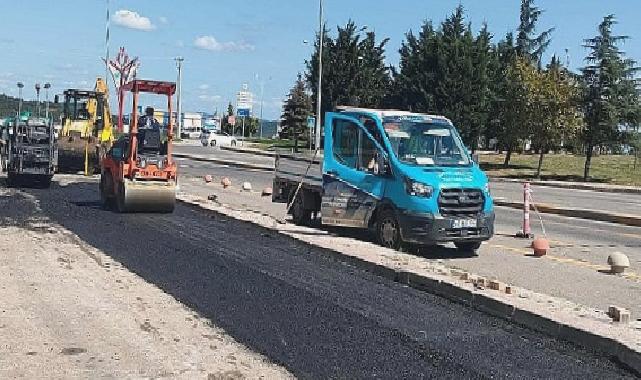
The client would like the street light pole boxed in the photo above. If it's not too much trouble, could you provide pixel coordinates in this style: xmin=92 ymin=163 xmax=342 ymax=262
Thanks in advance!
xmin=35 ymin=83 xmax=41 ymax=118
xmin=257 ymin=75 xmax=265 ymax=139
xmin=44 ymin=83 xmax=51 ymax=120
xmin=17 ymin=82 xmax=24 ymax=123
xmin=175 ymin=56 xmax=184 ymax=139
xmin=315 ymin=0 xmax=323 ymax=150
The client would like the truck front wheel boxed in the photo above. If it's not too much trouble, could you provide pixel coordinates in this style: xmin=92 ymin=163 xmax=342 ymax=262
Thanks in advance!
xmin=377 ymin=209 xmax=402 ymax=250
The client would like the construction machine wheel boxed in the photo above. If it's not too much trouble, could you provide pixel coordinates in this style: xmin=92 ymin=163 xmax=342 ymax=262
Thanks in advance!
xmin=99 ymin=172 xmax=115 ymax=209
xmin=115 ymin=179 xmax=176 ymax=213
xmin=6 ymin=172 xmax=16 ymax=188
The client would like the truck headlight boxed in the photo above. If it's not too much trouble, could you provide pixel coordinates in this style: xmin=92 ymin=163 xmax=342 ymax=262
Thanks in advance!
xmin=484 ymin=182 xmax=491 ymax=195
xmin=404 ymin=177 xmax=433 ymax=198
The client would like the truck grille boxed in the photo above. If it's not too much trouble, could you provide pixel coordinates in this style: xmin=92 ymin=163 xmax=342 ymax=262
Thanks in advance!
xmin=438 ymin=188 xmax=484 ymax=217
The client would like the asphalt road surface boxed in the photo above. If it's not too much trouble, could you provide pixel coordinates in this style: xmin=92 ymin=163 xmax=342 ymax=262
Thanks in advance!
xmin=3 ymin=178 xmax=637 ymax=378
xmin=176 ymin=155 xmax=641 ymax=318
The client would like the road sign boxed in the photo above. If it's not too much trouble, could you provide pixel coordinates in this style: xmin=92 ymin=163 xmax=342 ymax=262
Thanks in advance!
xmin=237 ymin=108 xmax=251 ymax=117
xmin=307 ymin=116 xmax=316 ymax=131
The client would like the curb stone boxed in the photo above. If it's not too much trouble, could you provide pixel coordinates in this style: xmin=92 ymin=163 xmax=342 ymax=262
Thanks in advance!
xmin=494 ymin=200 xmax=641 ymax=227
xmin=490 ymin=177 xmax=641 ymax=195
xmin=175 ymin=195 xmax=641 ymax=375
xmin=173 ymin=153 xmax=273 ymax=172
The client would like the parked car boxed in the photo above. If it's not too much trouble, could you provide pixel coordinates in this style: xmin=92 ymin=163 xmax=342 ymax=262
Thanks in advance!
xmin=200 ymin=131 xmax=237 ymax=147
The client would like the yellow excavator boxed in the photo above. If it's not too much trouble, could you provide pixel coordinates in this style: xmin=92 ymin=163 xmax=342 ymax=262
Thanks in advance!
xmin=57 ymin=78 xmax=114 ymax=174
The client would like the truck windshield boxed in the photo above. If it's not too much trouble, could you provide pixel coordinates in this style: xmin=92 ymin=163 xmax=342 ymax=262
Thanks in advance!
xmin=383 ymin=118 xmax=470 ymax=167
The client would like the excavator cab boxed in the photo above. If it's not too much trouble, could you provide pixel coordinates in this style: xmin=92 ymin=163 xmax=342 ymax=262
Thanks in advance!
xmin=99 ymin=80 xmax=177 ymax=213
xmin=61 ymin=90 xmax=105 ymax=138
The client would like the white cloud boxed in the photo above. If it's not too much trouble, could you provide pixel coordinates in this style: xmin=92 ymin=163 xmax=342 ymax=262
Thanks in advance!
xmin=113 ymin=10 xmax=155 ymax=31
xmin=198 ymin=84 xmax=210 ymax=90
xmin=159 ymin=16 xmax=168 ymax=24
xmin=198 ymin=94 xmax=222 ymax=102
xmin=193 ymin=35 xmax=254 ymax=52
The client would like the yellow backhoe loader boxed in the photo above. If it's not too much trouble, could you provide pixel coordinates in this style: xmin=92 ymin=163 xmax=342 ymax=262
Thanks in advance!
xmin=57 ymin=78 xmax=113 ymax=174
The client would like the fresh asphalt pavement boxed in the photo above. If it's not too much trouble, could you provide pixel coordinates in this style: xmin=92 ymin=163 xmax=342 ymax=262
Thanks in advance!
xmin=175 ymin=152 xmax=641 ymax=318
xmin=6 ymin=178 xmax=637 ymax=379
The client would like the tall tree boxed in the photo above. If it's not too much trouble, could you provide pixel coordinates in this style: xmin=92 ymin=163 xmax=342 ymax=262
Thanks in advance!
xmin=280 ymin=75 xmax=312 ymax=152
xmin=581 ymin=15 xmax=640 ymax=180
xmin=306 ymin=21 xmax=391 ymax=120
xmin=394 ymin=5 xmax=494 ymax=150
xmin=516 ymin=0 xmax=554 ymax=66
xmin=518 ymin=57 xmax=580 ymax=177
xmin=221 ymin=102 xmax=235 ymax=135
xmin=488 ymin=32 xmax=525 ymax=166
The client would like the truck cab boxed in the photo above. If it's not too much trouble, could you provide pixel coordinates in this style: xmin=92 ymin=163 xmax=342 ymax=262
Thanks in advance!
xmin=272 ymin=107 xmax=494 ymax=252
xmin=322 ymin=108 xmax=494 ymax=251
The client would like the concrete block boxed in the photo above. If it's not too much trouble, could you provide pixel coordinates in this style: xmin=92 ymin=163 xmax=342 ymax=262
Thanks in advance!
xmin=488 ymin=279 xmax=505 ymax=291
xmin=242 ymin=182 xmax=252 ymax=192
xmin=474 ymin=276 xmax=487 ymax=288
xmin=617 ymin=310 xmax=631 ymax=324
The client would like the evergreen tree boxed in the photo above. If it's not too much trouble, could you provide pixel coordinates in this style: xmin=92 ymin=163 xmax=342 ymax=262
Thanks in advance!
xmin=280 ymin=75 xmax=312 ymax=152
xmin=516 ymin=0 xmax=554 ymax=66
xmin=306 ymin=21 xmax=391 ymax=120
xmin=221 ymin=102 xmax=235 ymax=135
xmin=581 ymin=15 xmax=640 ymax=180
xmin=394 ymin=5 xmax=494 ymax=150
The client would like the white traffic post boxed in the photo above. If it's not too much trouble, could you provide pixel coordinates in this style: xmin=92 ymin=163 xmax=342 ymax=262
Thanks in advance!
xmin=523 ymin=182 xmax=531 ymax=238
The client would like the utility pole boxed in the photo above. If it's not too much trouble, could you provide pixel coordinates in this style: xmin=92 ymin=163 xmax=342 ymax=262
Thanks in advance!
xmin=44 ymin=83 xmax=51 ymax=120
xmin=315 ymin=0 xmax=323 ymax=150
xmin=259 ymin=77 xmax=265 ymax=139
xmin=17 ymin=82 xmax=24 ymax=122
xmin=175 ymin=56 xmax=184 ymax=140
xmin=35 ymin=83 xmax=41 ymax=118
xmin=105 ymin=0 xmax=110 ymax=82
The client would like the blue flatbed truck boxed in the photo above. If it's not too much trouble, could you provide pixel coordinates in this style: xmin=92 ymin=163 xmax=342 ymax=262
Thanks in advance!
xmin=272 ymin=107 xmax=494 ymax=252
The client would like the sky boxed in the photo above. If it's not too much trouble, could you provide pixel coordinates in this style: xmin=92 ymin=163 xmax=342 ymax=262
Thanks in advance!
xmin=0 ymin=0 xmax=639 ymax=120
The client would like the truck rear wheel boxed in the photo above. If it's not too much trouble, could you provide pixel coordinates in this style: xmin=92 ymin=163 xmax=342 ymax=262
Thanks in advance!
xmin=377 ymin=209 xmax=402 ymax=250
xmin=291 ymin=193 xmax=311 ymax=226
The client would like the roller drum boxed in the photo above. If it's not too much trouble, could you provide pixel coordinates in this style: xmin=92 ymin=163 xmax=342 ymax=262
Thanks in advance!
xmin=116 ymin=179 xmax=176 ymax=213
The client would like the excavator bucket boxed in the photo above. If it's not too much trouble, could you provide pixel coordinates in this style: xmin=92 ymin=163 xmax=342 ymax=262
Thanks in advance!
xmin=116 ymin=179 xmax=176 ymax=213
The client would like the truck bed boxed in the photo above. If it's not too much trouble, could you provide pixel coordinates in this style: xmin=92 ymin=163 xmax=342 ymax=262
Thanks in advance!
xmin=272 ymin=153 xmax=323 ymax=203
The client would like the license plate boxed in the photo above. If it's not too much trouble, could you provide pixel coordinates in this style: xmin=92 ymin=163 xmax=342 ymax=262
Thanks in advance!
xmin=451 ymin=219 xmax=477 ymax=229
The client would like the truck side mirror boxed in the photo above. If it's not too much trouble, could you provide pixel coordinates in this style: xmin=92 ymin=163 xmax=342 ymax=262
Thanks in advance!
xmin=375 ymin=151 xmax=391 ymax=176
xmin=54 ymin=95 xmax=59 ymax=104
